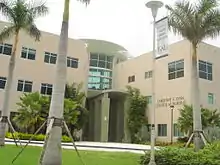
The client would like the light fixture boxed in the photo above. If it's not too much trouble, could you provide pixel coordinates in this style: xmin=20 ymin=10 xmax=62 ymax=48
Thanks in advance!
xmin=145 ymin=1 xmax=164 ymax=165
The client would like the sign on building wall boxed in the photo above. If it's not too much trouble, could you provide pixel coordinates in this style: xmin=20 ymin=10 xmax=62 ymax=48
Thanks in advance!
xmin=155 ymin=17 xmax=169 ymax=58
xmin=156 ymin=96 xmax=185 ymax=108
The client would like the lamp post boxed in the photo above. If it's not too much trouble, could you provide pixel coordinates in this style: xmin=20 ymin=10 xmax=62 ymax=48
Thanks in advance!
xmin=145 ymin=1 xmax=164 ymax=165
xmin=170 ymin=105 xmax=174 ymax=144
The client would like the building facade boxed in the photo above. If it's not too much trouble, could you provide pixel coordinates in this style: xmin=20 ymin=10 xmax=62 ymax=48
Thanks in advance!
xmin=113 ymin=40 xmax=220 ymax=142
xmin=0 ymin=21 xmax=89 ymax=115
xmin=0 ymin=21 xmax=219 ymax=142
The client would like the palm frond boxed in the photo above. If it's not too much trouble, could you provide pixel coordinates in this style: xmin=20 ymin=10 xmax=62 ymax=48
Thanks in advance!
xmin=196 ymin=0 xmax=218 ymax=14
xmin=28 ymin=0 xmax=49 ymax=18
xmin=0 ymin=25 xmax=15 ymax=42
xmin=77 ymin=0 xmax=90 ymax=6
xmin=201 ymin=9 xmax=220 ymax=40
xmin=166 ymin=0 xmax=220 ymax=44
xmin=0 ymin=0 xmax=14 ymax=21
xmin=25 ymin=23 xmax=41 ymax=41
xmin=165 ymin=1 xmax=195 ymax=41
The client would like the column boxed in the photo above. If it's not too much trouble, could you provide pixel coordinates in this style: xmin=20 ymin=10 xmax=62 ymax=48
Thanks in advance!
xmin=88 ymin=100 xmax=94 ymax=141
xmin=100 ymin=93 xmax=110 ymax=142
xmin=94 ymin=99 xmax=101 ymax=141
xmin=123 ymin=97 xmax=131 ymax=143
xmin=116 ymin=99 xmax=124 ymax=142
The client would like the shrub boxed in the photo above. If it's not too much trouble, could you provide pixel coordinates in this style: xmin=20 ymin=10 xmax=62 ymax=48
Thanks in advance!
xmin=6 ymin=132 xmax=72 ymax=142
xmin=143 ymin=141 xmax=193 ymax=148
xmin=177 ymin=136 xmax=189 ymax=143
xmin=140 ymin=142 xmax=220 ymax=165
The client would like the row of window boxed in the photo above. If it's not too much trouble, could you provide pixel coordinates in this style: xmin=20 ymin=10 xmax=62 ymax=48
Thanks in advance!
xmin=88 ymin=67 xmax=113 ymax=90
xmin=90 ymin=53 xmax=113 ymax=70
xmin=129 ymin=59 xmax=213 ymax=83
xmin=152 ymin=124 xmax=184 ymax=137
xmin=0 ymin=43 xmax=79 ymax=69
xmin=0 ymin=77 xmax=53 ymax=95
xmin=168 ymin=59 xmax=213 ymax=80
xmin=89 ymin=68 xmax=112 ymax=77
xmin=88 ymin=77 xmax=112 ymax=90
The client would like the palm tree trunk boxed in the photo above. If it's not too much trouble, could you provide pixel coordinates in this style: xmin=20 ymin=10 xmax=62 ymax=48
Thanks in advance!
xmin=40 ymin=0 xmax=69 ymax=164
xmin=0 ymin=31 xmax=19 ymax=146
xmin=191 ymin=43 xmax=203 ymax=151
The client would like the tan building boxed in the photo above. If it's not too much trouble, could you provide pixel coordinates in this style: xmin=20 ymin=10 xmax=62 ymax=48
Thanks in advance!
xmin=0 ymin=21 xmax=89 ymax=115
xmin=113 ymin=40 xmax=220 ymax=142
xmin=0 ymin=20 xmax=219 ymax=142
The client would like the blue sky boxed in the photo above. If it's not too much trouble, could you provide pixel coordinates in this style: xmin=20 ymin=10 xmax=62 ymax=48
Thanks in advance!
xmin=13 ymin=0 xmax=220 ymax=56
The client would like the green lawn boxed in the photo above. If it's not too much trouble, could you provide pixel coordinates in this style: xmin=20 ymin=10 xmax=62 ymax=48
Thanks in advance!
xmin=0 ymin=145 xmax=141 ymax=165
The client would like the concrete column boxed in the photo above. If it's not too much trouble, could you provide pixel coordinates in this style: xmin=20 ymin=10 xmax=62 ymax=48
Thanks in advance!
xmin=94 ymin=99 xmax=101 ymax=141
xmin=100 ymin=93 xmax=110 ymax=142
xmin=116 ymin=100 xmax=124 ymax=142
xmin=123 ymin=97 xmax=131 ymax=142
xmin=88 ymin=100 xmax=94 ymax=141
xmin=80 ymin=98 xmax=87 ymax=141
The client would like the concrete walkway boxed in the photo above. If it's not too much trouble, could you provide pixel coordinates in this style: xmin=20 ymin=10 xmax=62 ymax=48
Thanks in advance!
xmin=5 ymin=138 xmax=160 ymax=154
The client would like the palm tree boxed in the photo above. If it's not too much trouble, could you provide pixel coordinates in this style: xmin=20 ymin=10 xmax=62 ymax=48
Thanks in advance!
xmin=0 ymin=0 xmax=48 ymax=146
xmin=166 ymin=0 xmax=220 ymax=151
xmin=40 ymin=0 xmax=90 ymax=164
xmin=13 ymin=92 xmax=49 ymax=133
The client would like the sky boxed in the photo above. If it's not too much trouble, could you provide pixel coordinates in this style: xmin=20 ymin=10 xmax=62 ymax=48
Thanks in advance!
xmin=22 ymin=0 xmax=220 ymax=56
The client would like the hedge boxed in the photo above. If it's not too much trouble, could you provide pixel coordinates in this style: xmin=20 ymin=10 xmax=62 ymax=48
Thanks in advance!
xmin=140 ymin=141 xmax=220 ymax=165
xmin=6 ymin=132 xmax=72 ymax=143
xmin=143 ymin=141 xmax=193 ymax=148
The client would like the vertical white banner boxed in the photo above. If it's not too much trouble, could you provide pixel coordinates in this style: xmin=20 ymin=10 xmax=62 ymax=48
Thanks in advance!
xmin=155 ymin=17 xmax=169 ymax=58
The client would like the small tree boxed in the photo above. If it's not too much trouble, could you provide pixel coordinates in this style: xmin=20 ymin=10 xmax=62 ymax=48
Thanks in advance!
xmin=65 ymin=83 xmax=88 ymax=132
xmin=178 ymin=105 xmax=220 ymax=137
xmin=126 ymin=86 xmax=148 ymax=143
xmin=13 ymin=92 xmax=49 ymax=133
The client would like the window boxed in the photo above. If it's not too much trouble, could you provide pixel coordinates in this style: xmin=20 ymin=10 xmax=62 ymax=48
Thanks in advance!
xmin=41 ymin=83 xmax=53 ymax=95
xmin=67 ymin=57 xmax=79 ymax=68
xmin=21 ymin=47 xmax=36 ymax=60
xmin=17 ymin=80 xmax=33 ymax=92
xmin=174 ymin=124 xmax=184 ymax=137
xmin=89 ymin=53 xmax=113 ymax=69
xmin=168 ymin=59 xmax=184 ymax=80
xmin=145 ymin=70 xmax=153 ymax=79
xmin=199 ymin=60 xmax=212 ymax=81
xmin=0 ymin=77 xmax=7 ymax=89
xmin=44 ymin=52 xmax=57 ymax=64
xmin=158 ymin=124 xmax=167 ymax=136
xmin=0 ymin=43 xmax=12 ymax=55
xmin=128 ymin=75 xmax=135 ymax=83
xmin=208 ymin=93 xmax=214 ymax=104
xmin=88 ymin=76 xmax=112 ymax=90
xmin=146 ymin=96 xmax=152 ymax=104
xmin=88 ymin=68 xmax=113 ymax=90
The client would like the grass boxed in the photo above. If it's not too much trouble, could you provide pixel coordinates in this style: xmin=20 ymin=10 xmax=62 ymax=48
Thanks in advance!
xmin=0 ymin=145 xmax=141 ymax=165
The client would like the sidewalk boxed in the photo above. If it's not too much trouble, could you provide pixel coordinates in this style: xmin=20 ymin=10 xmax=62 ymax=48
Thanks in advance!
xmin=5 ymin=138 xmax=160 ymax=154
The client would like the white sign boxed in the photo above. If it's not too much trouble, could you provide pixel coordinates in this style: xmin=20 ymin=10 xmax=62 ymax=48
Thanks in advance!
xmin=155 ymin=17 xmax=169 ymax=58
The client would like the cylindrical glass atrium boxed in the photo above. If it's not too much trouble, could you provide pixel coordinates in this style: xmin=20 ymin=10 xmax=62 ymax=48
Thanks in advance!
xmin=88 ymin=53 xmax=113 ymax=90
